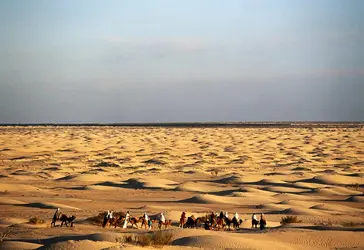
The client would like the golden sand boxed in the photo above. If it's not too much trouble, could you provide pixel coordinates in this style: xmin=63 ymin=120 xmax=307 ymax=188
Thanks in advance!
xmin=0 ymin=126 xmax=363 ymax=249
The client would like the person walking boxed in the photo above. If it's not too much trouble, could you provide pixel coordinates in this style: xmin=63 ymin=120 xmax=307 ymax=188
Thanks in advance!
xmin=160 ymin=212 xmax=165 ymax=223
xmin=233 ymin=212 xmax=239 ymax=220
xmin=144 ymin=212 xmax=149 ymax=229
xmin=224 ymin=211 xmax=229 ymax=219
xmin=51 ymin=208 xmax=61 ymax=227
xmin=122 ymin=211 xmax=130 ymax=229
xmin=252 ymin=213 xmax=258 ymax=228
xmin=259 ymin=213 xmax=267 ymax=230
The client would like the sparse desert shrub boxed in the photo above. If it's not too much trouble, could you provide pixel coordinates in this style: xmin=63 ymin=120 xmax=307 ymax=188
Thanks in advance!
xmin=124 ymin=230 xmax=174 ymax=247
xmin=224 ymin=146 xmax=235 ymax=152
xmin=151 ymin=230 xmax=174 ymax=246
xmin=280 ymin=216 xmax=302 ymax=225
xmin=0 ymin=189 xmax=9 ymax=195
xmin=210 ymin=169 xmax=219 ymax=177
xmin=137 ymin=234 xmax=153 ymax=247
xmin=143 ymin=158 xmax=167 ymax=165
xmin=29 ymin=217 xmax=45 ymax=225
xmin=341 ymin=221 xmax=364 ymax=227
xmin=123 ymin=235 xmax=134 ymax=244
xmin=94 ymin=161 xmax=119 ymax=168
xmin=346 ymin=183 xmax=360 ymax=191
xmin=314 ymin=219 xmax=333 ymax=226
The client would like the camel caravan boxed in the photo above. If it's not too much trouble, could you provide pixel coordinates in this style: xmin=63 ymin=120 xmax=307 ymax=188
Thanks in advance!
xmin=50 ymin=208 xmax=267 ymax=231
xmin=101 ymin=210 xmax=267 ymax=231
xmin=102 ymin=211 xmax=172 ymax=230
xmin=180 ymin=211 xmax=266 ymax=231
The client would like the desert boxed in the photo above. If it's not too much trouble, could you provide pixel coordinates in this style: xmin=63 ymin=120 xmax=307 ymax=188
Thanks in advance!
xmin=0 ymin=125 xmax=363 ymax=250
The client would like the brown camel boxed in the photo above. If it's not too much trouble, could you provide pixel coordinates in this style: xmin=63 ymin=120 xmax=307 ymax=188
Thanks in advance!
xmin=158 ymin=219 xmax=172 ymax=230
xmin=60 ymin=214 xmax=76 ymax=227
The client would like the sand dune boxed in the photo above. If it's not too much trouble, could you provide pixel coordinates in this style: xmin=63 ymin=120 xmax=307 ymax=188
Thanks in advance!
xmin=1 ymin=126 xmax=363 ymax=250
xmin=95 ymin=177 xmax=179 ymax=190
xmin=179 ymin=194 xmax=243 ymax=204
xmin=308 ymin=186 xmax=362 ymax=196
xmin=57 ymin=174 xmax=114 ymax=182
xmin=231 ymin=192 xmax=279 ymax=204
xmin=346 ymin=195 xmax=364 ymax=202
xmin=0 ymin=198 xmax=26 ymax=205
xmin=82 ymin=185 xmax=121 ymax=191
xmin=124 ymin=178 xmax=178 ymax=190
xmin=263 ymin=186 xmax=307 ymax=193
xmin=273 ymin=193 xmax=324 ymax=201
xmin=0 ymin=241 xmax=43 ymax=250
xmin=307 ymin=175 xmax=364 ymax=185
xmin=171 ymin=233 xmax=307 ymax=250
xmin=292 ymin=181 xmax=329 ymax=189
xmin=247 ymin=178 xmax=290 ymax=186
xmin=20 ymin=202 xmax=80 ymax=210
xmin=37 ymin=240 xmax=118 ymax=250
xmin=237 ymin=186 xmax=277 ymax=195
xmin=0 ymin=218 xmax=28 ymax=227
xmin=255 ymin=203 xmax=288 ymax=210
xmin=280 ymin=207 xmax=326 ymax=215
xmin=174 ymin=181 xmax=228 ymax=193
xmin=0 ymin=183 xmax=49 ymax=193
xmin=310 ymin=203 xmax=364 ymax=213
xmin=277 ymin=199 xmax=318 ymax=208
xmin=212 ymin=175 xmax=245 ymax=184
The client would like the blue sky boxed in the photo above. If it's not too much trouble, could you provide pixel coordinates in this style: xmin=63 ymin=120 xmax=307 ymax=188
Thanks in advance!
xmin=0 ymin=0 xmax=363 ymax=123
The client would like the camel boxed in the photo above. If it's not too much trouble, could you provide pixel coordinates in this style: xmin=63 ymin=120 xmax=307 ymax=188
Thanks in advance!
xmin=224 ymin=217 xmax=233 ymax=230
xmin=232 ymin=217 xmax=243 ymax=229
xmin=224 ymin=217 xmax=243 ymax=230
xmin=60 ymin=214 xmax=76 ymax=227
xmin=158 ymin=219 xmax=172 ymax=230
xmin=185 ymin=215 xmax=203 ymax=228
xmin=215 ymin=216 xmax=225 ymax=230
xmin=112 ymin=216 xmax=126 ymax=228
xmin=140 ymin=217 xmax=149 ymax=229
xmin=102 ymin=216 xmax=113 ymax=228
xmin=128 ymin=216 xmax=143 ymax=228
xmin=252 ymin=218 xmax=259 ymax=228
xmin=185 ymin=216 xmax=196 ymax=228
xmin=102 ymin=214 xmax=124 ymax=228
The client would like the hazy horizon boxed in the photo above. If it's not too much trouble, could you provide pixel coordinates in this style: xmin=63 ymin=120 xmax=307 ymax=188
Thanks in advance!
xmin=1 ymin=0 xmax=363 ymax=123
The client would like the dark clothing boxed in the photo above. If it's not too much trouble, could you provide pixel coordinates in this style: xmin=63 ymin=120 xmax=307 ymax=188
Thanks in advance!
xmin=260 ymin=219 xmax=266 ymax=230
xmin=51 ymin=210 xmax=60 ymax=227
xmin=53 ymin=210 xmax=60 ymax=220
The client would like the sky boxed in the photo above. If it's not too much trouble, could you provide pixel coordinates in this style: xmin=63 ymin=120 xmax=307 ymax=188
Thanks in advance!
xmin=0 ymin=0 xmax=363 ymax=123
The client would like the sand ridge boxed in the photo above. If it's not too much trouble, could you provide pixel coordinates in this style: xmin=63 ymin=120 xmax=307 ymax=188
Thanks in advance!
xmin=0 ymin=126 xmax=363 ymax=249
